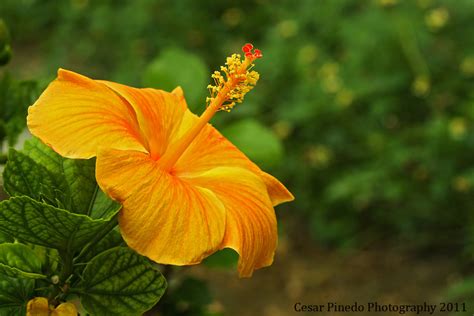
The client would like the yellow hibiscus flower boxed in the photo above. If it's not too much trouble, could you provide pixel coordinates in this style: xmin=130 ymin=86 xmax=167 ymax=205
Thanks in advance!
xmin=27 ymin=44 xmax=294 ymax=277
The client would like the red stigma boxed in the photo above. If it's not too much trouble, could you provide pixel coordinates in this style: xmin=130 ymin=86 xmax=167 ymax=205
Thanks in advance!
xmin=242 ymin=43 xmax=263 ymax=60
xmin=242 ymin=43 xmax=253 ymax=53
xmin=253 ymin=49 xmax=263 ymax=59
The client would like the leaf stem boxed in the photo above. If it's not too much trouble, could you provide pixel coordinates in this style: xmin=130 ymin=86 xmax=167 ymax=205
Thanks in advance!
xmin=74 ymin=212 xmax=119 ymax=264
xmin=49 ymin=250 xmax=74 ymax=305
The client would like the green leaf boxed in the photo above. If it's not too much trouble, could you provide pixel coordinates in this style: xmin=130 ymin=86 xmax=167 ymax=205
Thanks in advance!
xmin=0 ymin=196 xmax=118 ymax=252
xmin=77 ymin=247 xmax=167 ymax=316
xmin=88 ymin=188 xmax=120 ymax=220
xmin=27 ymin=137 xmax=120 ymax=218
xmin=0 ymin=74 xmax=38 ymax=146
xmin=0 ymin=231 xmax=13 ymax=243
xmin=0 ymin=277 xmax=32 ymax=315
xmin=28 ymin=244 xmax=60 ymax=277
xmin=221 ymin=119 xmax=284 ymax=168
xmin=0 ymin=244 xmax=34 ymax=314
xmin=143 ymin=48 xmax=208 ymax=111
xmin=3 ymin=149 xmax=65 ymax=204
xmin=78 ymin=229 xmax=124 ymax=265
xmin=12 ymin=137 xmax=120 ymax=219
xmin=0 ymin=243 xmax=45 ymax=280
xmin=22 ymin=137 xmax=63 ymax=174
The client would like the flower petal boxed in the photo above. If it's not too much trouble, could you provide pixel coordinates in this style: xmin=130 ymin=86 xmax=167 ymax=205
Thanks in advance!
xmin=27 ymin=297 xmax=50 ymax=316
xmin=99 ymin=81 xmax=187 ymax=159
xmin=52 ymin=302 xmax=77 ymax=316
xmin=259 ymin=171 xmax=295 ymax=206
xmin=27 ymin=69 xmax=145 ymax=159
xmin=182 ymin=166 xmax=277 ymax=277
xmin=27 ymin=297 xmax=77 ymax=316
xmin=96 ymin=148 xmax=226 ymax=265
xmin=173 ymin=111 xmax=294 ymax=206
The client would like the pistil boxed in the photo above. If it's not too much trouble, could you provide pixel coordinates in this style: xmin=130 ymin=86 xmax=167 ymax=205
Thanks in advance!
xmin=158 ymin=43 xmax=262 ymax=171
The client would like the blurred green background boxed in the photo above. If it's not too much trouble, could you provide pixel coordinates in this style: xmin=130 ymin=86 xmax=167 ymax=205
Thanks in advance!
xmin=1 ymin=0 xmax=474 ymax=315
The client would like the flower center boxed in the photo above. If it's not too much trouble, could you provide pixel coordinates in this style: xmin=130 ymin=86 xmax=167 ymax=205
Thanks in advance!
xmin=157 ymin=43 xmax=262 ymax=172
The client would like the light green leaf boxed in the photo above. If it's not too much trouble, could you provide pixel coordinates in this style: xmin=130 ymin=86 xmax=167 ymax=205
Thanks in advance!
xmin=203 ymin=249 xmax=238 ymax=269
xmin=143 ymin=48 xmax=208 ymax=111
xmin=221 ymin=118 xmax=284 ymax=168
xmin=23 ymin=137 xmax=63 ymax=174
xmin=77 ymin=247 xmax=167 ymax=316
xmin=29 ymin=244 xmax=60 ymax=277
xmin=0 ymin=243 xmax=45 ymax=280
xmin=0 ymin=196 xmax=118 ymax=252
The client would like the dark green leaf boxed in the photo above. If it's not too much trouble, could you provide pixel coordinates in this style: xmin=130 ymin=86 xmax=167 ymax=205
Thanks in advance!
xmin=0 ymin=276 xmax=32 ymax=315
xmin=3 ymin=149 xmax=65 ymax=204
xmin=0 ymin=231 xmax=13 ymax=243
xmin=0 ymin=196 xmax=119 ymax=252
xmin=0 ymin=236 xmax=34 ymax=316
xmin=174 ymin=277 xmax=212 ymax=310
xmin=77 ymin=247 xmax=167 ymax=316
xmin=17 ymin=137 xmax=120 ymax=219
xmin=76 ymin=228 xmax=124 ymax=268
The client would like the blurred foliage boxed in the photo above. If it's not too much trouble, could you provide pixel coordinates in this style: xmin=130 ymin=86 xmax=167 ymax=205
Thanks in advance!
xmin=143 ymin=47 xmax=208 ymax=111
xmin=2 ymin=0 xmax=474 ymax=310
xmin=443 ymin=277 xmax=474 ymax=315
xmin=0 ymin=18 xmax=38 ymax=161
xmin=221 ymin=118 xmax=283 ymax=168
xmin=0 ymin=75 xmax=38 ymax=151
xmin=1 ymin=0 xmax=474 ymax=251
xmin=158 ymin=277 xmax=221 ymax=316
xmin=0 ymin=19 xmax=12 ymax=65
xmin=203 ymin=249 xmax=238 ymax=270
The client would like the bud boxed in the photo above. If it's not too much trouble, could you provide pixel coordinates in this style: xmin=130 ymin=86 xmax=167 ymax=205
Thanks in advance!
xmin=51 ymin=275 xmax=60 ymax=284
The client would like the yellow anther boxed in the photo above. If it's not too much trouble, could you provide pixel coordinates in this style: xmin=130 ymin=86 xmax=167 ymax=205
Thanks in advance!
xmin=206 ymin=47 xmax=261 ymax=112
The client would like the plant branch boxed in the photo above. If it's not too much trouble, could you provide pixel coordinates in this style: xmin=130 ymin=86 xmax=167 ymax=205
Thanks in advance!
xmin=49 ymin=250 xmax=74 ymax=306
